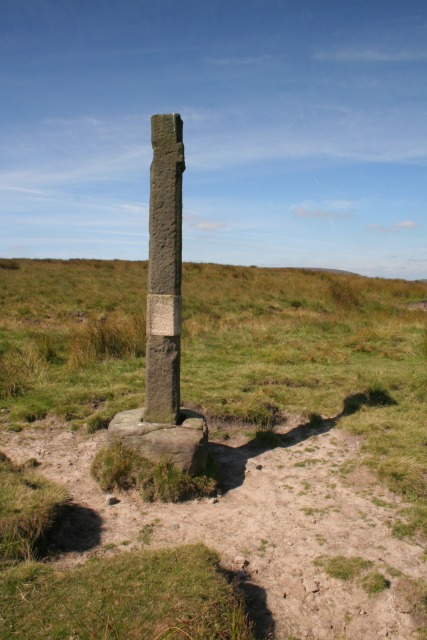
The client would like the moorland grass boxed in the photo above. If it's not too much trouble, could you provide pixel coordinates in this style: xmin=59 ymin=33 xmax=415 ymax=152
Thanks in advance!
xmin=0 ymin=544 xmax=254 ymax=639
xmin=0 ymin=452 xmax=67 ymax=561
xmin=0 ymin=259 xmax=426 ymax=536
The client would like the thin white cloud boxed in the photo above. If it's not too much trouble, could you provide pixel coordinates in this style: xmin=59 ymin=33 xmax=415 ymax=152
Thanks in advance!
xmin=395 ymin=220 xmax=418 ymax=229
xmin=0 ymin=113 xmax=151 ymax=190
xmin=2 ymin=104 xmax=427 ymax=197
xmin=206 ymin=54 xmax=273 ymax=66
xmin=315 ymin=49 xmax=427 ymax=62
xmin=42 ymin=116 xmax=105 ymax=127
xmin=292 ymin=207 xmax=352 ymax=220
xmin=194 ymin=221 xmax=225 ymax=231
xmin=327 ymin=199 xmax=355 ymax=211
xmin=0 ymin=184 xmax=148 ymax=216
xmin=185 ymin=212 xmax=225 ymax=232
xmin=187 ymin=111 xmax=427 ymax=170
xmin=367 ymin=220 xmax=418 ymax=232
xmin=180 ymin=108 xmax=224 ymax=125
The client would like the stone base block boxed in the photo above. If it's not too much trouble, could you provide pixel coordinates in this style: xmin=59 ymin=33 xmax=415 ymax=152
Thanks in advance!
xmin=107 ymin=407 xmax=208 ymax=475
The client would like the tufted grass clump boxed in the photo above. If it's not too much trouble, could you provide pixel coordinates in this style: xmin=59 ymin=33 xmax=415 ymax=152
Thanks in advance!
xmin=0 ymin=451 xmax=67 ymax=561
xmin=0 ymin=345 xmax=48 ymax=398
xmin=360 ymin=571 xmax=390 ymax=595
xmin=69 ymin=312 xmax=145 ymax=369
xmin=329 ymin=278 xmax=361 ymax=309
xmin=91 ymin=442 xmax=217 ymax=502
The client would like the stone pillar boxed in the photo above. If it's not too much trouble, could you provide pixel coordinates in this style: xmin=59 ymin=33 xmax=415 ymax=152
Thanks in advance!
xmin=144 ymin=114 xmax=185 ymax=424
xmin=108 ymin=114 xmax=207 ymax=476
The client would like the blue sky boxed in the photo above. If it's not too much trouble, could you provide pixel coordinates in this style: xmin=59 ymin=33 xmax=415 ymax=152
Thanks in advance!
xmin=1 ymin=0 xmax=426 ymax=279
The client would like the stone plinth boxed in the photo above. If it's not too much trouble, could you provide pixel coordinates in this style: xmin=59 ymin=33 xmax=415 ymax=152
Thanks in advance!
xmin=108 ymin=408 xmax=208 ymax=476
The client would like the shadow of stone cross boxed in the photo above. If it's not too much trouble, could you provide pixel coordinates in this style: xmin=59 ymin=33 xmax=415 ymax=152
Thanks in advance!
xmin=208 ymin=387 xmax=397 ymax=494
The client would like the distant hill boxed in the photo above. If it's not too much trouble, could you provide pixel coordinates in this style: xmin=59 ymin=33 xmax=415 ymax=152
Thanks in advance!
xmin=286 ymin=267 xmax=362 ymax=277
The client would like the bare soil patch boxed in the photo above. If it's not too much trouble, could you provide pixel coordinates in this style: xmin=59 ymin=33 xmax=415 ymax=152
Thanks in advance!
xmin=1 ymin=415 xmax=426 ymax=640
xmin=407 ymin=301 xmax=427 ymax=311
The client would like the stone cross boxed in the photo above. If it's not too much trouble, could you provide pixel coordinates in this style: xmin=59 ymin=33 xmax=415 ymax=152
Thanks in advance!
xmin=144 ymin=114 xmax=185 ymax=424
xmin=108 ymin=115 xmax=207 ymax=475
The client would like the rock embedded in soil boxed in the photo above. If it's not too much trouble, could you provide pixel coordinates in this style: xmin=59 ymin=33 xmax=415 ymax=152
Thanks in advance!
xmin=234 ymin=555 xmax=249 ymax=568
xmin=108 ymin=407 xmax=208 ymax=475
xmin=303 ymin=579 xmax=319 ymax=593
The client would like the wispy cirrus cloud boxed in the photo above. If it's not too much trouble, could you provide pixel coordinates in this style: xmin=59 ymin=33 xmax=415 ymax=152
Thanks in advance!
xmin=185 ymin=212 xmax=225 ymax=232
xmin=292 ymin=206 xmax=352 ymax=220
xmin=314 ymin=49 xmax=427 ymax=62
xmin=367 ymin=220 xmax=418 ymax=232
xmin=2 ymin=104 xmax=427 ymax=197
xmin=187 ymin=108 xmax=427 ymax=170
xmin=0 ymin=184 xmax=148 ymax=226
xmin=206 ymin=54 xmax=273 ymax=66
xmin=0 ymin=113 xmax=151 ymax=190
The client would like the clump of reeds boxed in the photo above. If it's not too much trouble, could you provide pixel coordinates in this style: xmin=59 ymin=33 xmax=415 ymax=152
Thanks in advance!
xmin=329 ymin=278 xmax=361 ymax=308
xmin=0 ymin=344 xmax=48 ymax=398
xmin=69 ymin=312 xmax=145 ymax=368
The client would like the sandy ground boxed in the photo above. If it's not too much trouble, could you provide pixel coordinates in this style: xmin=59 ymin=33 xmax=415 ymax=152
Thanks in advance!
xmin=1 ymin=414 xmax=426 ymax=640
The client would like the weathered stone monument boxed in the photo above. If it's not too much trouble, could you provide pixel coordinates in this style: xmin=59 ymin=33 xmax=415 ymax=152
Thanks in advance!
xmin=145 ymin=113 xmax=184 ymax=425
xmin=108 ymin=114 xmax=208 ymax=475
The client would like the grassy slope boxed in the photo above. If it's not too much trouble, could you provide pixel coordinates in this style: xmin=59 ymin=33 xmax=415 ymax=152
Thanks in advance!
xmin=0 ymin=259 xmax=426 ymax=536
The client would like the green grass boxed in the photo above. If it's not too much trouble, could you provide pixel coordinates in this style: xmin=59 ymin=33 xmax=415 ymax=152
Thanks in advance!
xmin=315 ymin=556 xmax=395 ymax=598
xmin=0 ymin=259 xmax=426 ymax=536
xmin=0 ymin=544 xmax=254 ymax=639
xmin=314 ymin=555 xmax=373 ymax=580
xmin=257 ymin=539 xmax=269 ymax=556
xmin=360 ymin=571 xmax=390 ymax=595
xmin=0 ymin=452 xmax=68 ymax=561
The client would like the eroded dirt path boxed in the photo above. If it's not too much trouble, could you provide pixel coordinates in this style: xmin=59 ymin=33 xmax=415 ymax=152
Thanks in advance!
xmin=1 ymin=416 xmax=426 ymax=640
